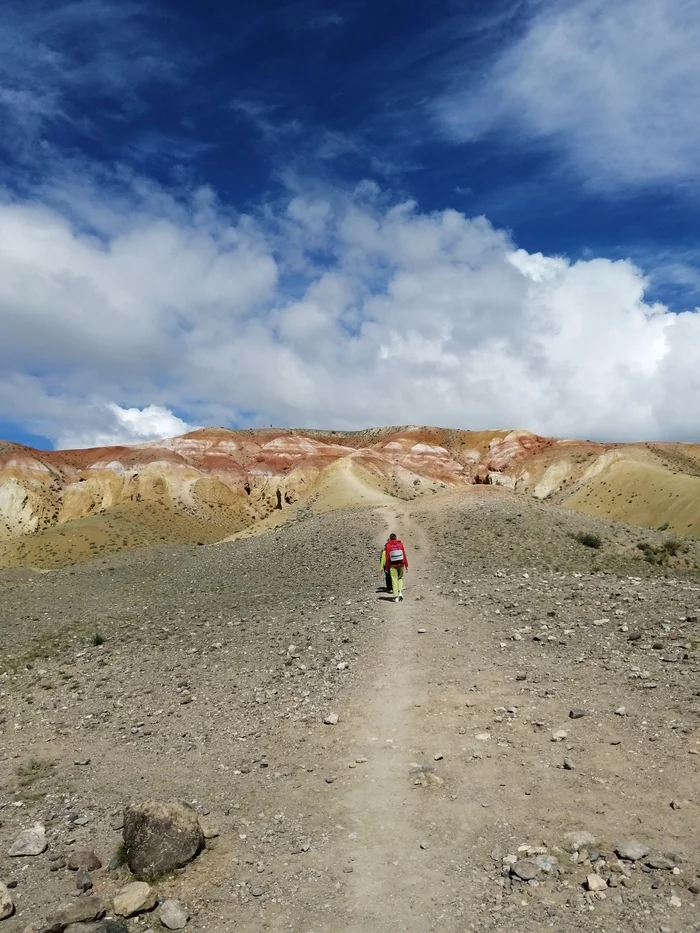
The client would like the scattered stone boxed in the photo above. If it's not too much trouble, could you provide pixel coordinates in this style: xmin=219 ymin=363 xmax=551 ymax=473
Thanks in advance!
xmin=251 ymin=886 xmax=265 ymax=897
xmin=516 ymin=673 xmax=527 ymax=681
xmin=587 ymin=874 xmax=608 ymax=892
xmin=616 ymin=841 xmax=650 ymax=861
xmin=510 ymin=859 xmax=539 ymax=881
xmin=569 ymin=708 xmax=586 ymax=719
xmin=76 ymin=868 xmax=93 ymax=893
xmin=68 ymin=850 xmax=102 ymax=872
xmin=670 ymin=895 xmax=682 ymax=908
xmin=199 ymin=820 xmax=219 ymax=840
xmin=688 ymin=882 xmax=700 ymax=895
xmin=123 ymin=800 xmax=204 ymax=880
xmin=562 ymin=831 xmax=597 ymax=853
xmin=615 ymin=707 xmax=627 ymax=716
xmin=433 ymin=753 xmax=443 ymax=761
xmin=8 ymin=823 xmax=48 ymax=857
xmin=535 ymin=855 xmax=559 ymax=874
xmin=50 ymin=858 xmax=67 ymax=871
xmin=563 ymin=758 xmax=575 ymax=770
xmin=646 ymin=856 xmax=675 ymax=871
xmin=0 ymin=883 xmax=14 ymax=921
xmin=159 ymin=900 xmax=189 ymax=930
xmin=43 ymin=896 xmax=105 ymax=930
xmin=64 ymin=923 xmax=127 ymax=933
xmin=323 ymin=713 xmax=339 ymax=725
xmin=551 ymin=729 xmax=568 ymax=742
xmin=417 ymin=628 xmax=426 ymax=634
xmin=113 ymin=882 xmax=157 ymax=917
xmin=475 ymin=732 xmax=490 ymax=742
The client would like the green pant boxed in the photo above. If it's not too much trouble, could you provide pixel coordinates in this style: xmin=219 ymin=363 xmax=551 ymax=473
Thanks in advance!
xmin=389 ymin=566 xmax=404 ymax=596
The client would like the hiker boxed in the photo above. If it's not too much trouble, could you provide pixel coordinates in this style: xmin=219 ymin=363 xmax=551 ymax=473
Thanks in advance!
xmin=380 ymin=544 xmax=392 ymax=592
xmin=380 ymin=533 xmax=408 ymax=602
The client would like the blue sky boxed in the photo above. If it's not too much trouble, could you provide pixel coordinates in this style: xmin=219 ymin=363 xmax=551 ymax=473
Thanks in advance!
xmin=1 ymin=0 xmax=699 ymax=449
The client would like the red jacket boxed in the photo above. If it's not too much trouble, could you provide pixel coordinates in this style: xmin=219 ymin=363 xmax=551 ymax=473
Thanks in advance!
xmin=384 ymin=539 xmax=408 ymax=569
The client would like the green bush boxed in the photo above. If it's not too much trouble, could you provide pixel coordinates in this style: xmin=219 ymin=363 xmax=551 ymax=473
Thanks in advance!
xmin=574 ymin=532 xmax=602 ymax=549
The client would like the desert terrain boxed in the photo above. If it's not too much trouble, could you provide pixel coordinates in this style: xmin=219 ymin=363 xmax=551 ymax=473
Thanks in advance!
xmin=0 ymin=427 xmax=699 ymax=932
xmin=2 ymin=426 xmax=700 ymax=571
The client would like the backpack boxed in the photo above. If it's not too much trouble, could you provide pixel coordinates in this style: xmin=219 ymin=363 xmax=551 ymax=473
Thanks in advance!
xmin=387 ymin=541 xmax=405 ymax=565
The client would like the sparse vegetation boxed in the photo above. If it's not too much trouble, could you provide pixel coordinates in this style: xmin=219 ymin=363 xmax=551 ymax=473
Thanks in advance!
xmin=636 ymin=538 xmax=686 ymax=565
xmin=573 ymin=531 xmax=602 ymax=549
xmin=16 ymin=758 xmax=54 ymax=787
xmin=92 ymin=631 xmax=105 ymax=646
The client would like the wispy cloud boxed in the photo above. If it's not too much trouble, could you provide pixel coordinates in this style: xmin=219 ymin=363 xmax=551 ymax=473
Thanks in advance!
xmin=0 ymin=0 xmax=186 ymax=155
xmin=231 ymin=99 xmax=303 ymax=143
xmin=434 ymin=0 xmax=700 ymax=191
xmin=307 ymin=13 xmax=345 ymax=29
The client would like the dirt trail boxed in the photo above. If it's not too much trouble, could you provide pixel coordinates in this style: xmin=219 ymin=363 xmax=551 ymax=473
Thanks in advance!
xmin=319 ymin=506 xmax=492 ymax=932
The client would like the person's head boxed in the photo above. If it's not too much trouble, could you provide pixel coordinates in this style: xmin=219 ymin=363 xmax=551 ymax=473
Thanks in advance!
xmin=389 ymin=533 xmax=397 ymax=540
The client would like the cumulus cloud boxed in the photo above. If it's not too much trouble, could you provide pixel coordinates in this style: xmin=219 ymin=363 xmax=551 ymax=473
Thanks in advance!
xmin=0 ymin=173 xmax=699 ymax=447
xmin=56 ymin=405 xmax=195 ymax=450
xmin=434 ymin=0 xmax=700 ymax=190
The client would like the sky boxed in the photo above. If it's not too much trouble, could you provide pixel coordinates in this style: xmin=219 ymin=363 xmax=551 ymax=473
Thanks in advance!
xmin=1 ymin=0 xmax=700 ymax=449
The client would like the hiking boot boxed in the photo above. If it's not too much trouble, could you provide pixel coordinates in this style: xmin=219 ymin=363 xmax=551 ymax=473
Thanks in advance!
xmin=399 ymin=594 xmax=404 ymax=601
xmin=394 ymin=597 xmax=400 ymax=603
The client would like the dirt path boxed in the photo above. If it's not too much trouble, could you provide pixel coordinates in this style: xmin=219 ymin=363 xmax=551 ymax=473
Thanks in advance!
xmin=315 ymin=506 xmax=493 ymax=932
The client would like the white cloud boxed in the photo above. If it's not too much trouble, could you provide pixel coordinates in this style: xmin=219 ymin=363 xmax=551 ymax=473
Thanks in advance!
xmin=56 ymin=404 xmax=194 ymax=449
xmin=434 ymin=0 xmax=700 ymax=190
xmin=0 ymin=173 xmax=699 ymax=446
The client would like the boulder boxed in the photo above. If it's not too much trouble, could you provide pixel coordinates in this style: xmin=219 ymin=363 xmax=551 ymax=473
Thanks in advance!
xmin=486 ymin=472 xmax=516 ymax=489
xmin=9 ymin=823 xmax=48 ymax=857
xmin=0 ymin=882 xmax=14 ymax=920
xmin=122 ymin=800 xmax=204 ymax=880
xmin=112 ymin=882 xmax=157 ymax=917
xmin=40 ymin=896 xmax=105 ymax=932
xmin=67 ymin=850 xmax=102 ymax=872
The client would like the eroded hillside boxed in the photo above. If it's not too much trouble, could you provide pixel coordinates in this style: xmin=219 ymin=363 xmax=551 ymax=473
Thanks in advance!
xmin=1 ymin=427 xmax=699 ymax=568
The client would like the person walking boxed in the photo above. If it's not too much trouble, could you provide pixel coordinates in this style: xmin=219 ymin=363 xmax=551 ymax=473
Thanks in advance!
xmin=380 ymin=533 xmax=408 ymax=602
xmin=380 ymin=542 xmax=392 ymax=593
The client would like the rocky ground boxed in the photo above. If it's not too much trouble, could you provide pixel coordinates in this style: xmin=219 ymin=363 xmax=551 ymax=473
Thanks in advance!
xmin=0 ymin=488 xmax=698 ymax=932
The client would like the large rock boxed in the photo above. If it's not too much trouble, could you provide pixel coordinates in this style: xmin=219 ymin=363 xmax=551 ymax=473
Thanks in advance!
xmin=112 ymin=882 xmax=157 ymax=917
xmin=0 ymin=882 xmax=14 ymax=920
xmin=123 ymin=800 xmax=204 ymax=880
xmin=40 ymin=896 xmax=105 ymax=932
xmin=9 ymin=822 xmax=48 ymax=856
